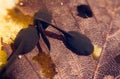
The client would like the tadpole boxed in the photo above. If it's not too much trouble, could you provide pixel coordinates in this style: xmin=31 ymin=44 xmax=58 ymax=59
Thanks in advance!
xmin=37 ymin=19 xmax=94 ymax=55
xmin=0 ymin=8 xmax=52 ymax=76
xmin=0 ymin=26 xmax=40 ymax=75
xmin=0 ymin=21 xmax=50 ymax=76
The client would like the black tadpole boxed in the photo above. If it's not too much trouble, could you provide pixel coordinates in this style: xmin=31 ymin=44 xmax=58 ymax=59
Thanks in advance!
xmin=63 ymin=31 xmax=94 ymax=55
xmin=37 ymin=19 xmax=94 ymax=55
xmin=0 ymin=21 xmax=51 ymax=76
xmin=0 ymin=26 xmax=40 ymax=76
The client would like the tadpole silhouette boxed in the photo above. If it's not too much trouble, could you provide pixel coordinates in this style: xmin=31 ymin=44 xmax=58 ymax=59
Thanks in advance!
xmin=0 ymin=26 xmax=40 ymax=76
xmin=64 ymin=31 xmax=94 ymax=55
xmin=0 ymin=20 xmax=51 ymax=77
xmin=37 ymin=19 xmax=94 ymax=55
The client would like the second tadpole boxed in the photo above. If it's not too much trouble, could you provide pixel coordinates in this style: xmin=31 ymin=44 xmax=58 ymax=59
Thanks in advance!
xmin=37 ymin=19 xmax=94 ymax=55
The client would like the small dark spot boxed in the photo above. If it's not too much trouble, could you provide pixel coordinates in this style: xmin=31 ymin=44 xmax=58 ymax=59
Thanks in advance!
xmin=114 ymin=55 xmax=120 ymax=64
xmin=77 ymin=5 xmax=93 ymax=18
xmin=13 ymin=8 xmax=21 ymax=13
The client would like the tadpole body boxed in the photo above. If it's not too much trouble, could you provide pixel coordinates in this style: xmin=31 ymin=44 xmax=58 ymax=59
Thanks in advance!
xmin=54 ymin=27 xmax=93 ymax=55
xmin=14 ymin=26 xmax=40 ymax=54
xmin=64 ymin=31 xmax=94 ymax=55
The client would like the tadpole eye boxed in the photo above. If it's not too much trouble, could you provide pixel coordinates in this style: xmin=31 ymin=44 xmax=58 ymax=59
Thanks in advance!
xmin=77 ymin=5 xmax=93 ymax=18
xmin=40 ymin=21 xmax=49 ymax=29
xmin=34 ymin=19 xmax=49 ymax=29
xmin=33 ymin=19 xmax=39 ymax=26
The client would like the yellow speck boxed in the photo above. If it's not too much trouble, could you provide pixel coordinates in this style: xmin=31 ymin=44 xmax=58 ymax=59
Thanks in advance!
xmin=0 ymin=38 xmax=7 ymax=70
xmin=0 ymin=50 xmax=7 ymax=70
xmin=0 ymin=44 xmax=2 ymax=51
xmin=92 ymin=45 xmax=102 ymax=60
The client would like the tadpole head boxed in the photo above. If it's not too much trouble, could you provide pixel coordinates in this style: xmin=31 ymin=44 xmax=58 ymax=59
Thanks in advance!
xmin=63 ymin=31 xmax=94 ymax=55
xmin=34 ymin=9 xmax=52 ymax=29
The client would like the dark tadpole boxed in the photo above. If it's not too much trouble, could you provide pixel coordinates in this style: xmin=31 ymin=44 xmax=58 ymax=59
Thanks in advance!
xmin=77 ymin=5 xmax=93 ymax=18
xmin=63 ymin=31 xmax=94 ymax=55
xmin=37 ymin=19 xmax=94 ymax=55
xmin=0 ymin=8 xmax=52 ymax=76
xmin=0 ymin=8 xmax=52 ymax=77
xmin=0 ymin=26 xmax=40 ymax=76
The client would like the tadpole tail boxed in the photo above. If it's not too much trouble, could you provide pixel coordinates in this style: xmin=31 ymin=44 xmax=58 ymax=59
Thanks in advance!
xmin=0 ymin=43 xmax=24 ymax=76
xmin=37 ymin=19 xmax=71 ymax=37
xmin=37 ymin=23 xmax=51 ymax=52
xmin=0 ymin=51 xmax=18 ymax=77
xmin=49 ymin=24 xmax=68 ymax=35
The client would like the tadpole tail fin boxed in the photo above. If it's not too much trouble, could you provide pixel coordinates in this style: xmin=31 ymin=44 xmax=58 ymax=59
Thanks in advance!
xmin=36 ymin=19 xmax=71 ymax=37
xmin=37 ymin=23 xmax=51 ymax=52
xmin=0 ymin=43 xmax=23 ymax=76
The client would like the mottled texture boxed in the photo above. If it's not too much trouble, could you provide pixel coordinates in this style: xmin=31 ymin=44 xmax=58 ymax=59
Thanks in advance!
xmin=2 ymin=0 xmax=120 ymax=79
